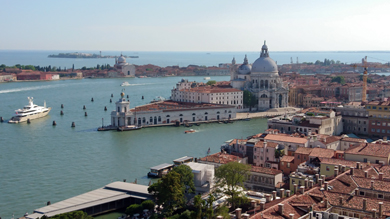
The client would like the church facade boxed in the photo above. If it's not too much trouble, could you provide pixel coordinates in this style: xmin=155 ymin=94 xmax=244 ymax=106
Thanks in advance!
xmin=114 ymin=54 xmax=136 ymax=77
xmin=230 ymin=42 xmax=289 ymax=111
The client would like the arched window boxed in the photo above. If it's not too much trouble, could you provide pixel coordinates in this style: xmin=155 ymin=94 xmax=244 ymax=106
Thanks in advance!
xmin=205 ymin=112 xmax=208 ymax=114
xmin=142 ymin=117 xmax=146 ymax=123
xmin=260 ymin=80 xmax=264 ymax=88
xmin=217 ymin=111 xmax=220 ymax=114
xmin=261 ymin=94 xmax=268 ymax=98
xmin=192 ymin=113 xmax=196 ymax=115
xmin=158 ymin=116 xmax=161 ymax=122
xmin=265 ymin=80 xmax=268 ymax=89
xmin=179 ymin=114 xmax=183 ymax=116
xmin=166 ymin=115 xmax=170 ymax=117
xmin=228 ymin=110 xmax=232 ymax=113
xmin=150 ymin=117 xmax=153 ymax=122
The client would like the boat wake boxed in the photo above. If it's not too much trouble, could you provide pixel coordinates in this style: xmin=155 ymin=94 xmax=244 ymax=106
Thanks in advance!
xmin=0 ymin=84 xmax=72 ymax=94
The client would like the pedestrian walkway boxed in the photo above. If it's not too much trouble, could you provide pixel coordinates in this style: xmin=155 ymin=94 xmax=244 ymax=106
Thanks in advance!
xmin=236 ymin=107 xmax=302 ymax=119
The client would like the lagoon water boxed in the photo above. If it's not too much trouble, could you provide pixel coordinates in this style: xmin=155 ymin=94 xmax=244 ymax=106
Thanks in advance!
xmin=1 ymin=50 xmax=390 ymax=217
xmin=0 ymin=76 xmax=269 ymax=217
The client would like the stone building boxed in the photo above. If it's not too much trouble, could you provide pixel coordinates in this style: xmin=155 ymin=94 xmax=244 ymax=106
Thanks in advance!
xmin=114 ymin=54 xmax=136 ymax=77
xmin=230 ymin=42 xmax=289 ymax=111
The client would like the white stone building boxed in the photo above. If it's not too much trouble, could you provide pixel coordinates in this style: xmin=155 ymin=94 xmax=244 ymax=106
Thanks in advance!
xmin=110 ymin=92 xmax=237 ymax=127
xmin=114 ymin=54 xmax=136 ymax=77
xmin=185 ymin=162 xmax=215 ymax=194
xmin=230 ymin=42 xmax=289 ymax=111
xmin=171 ymin=79 xmax=243 ymax=110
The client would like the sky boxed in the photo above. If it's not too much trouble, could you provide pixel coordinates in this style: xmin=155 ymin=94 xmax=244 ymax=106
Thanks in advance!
xmin=1 ymin=0 xmax=390 ymax=51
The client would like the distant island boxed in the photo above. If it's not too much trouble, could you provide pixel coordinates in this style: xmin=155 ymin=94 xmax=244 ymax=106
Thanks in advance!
xmin=48 ymin=52 xmax=139 ymax=59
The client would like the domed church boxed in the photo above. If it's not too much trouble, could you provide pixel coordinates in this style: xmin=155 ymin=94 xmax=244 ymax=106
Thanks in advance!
xmin=114 ymin=54 xmax=136 ymax=77
xmin=230 ymin=41 xmax=288 ymax=111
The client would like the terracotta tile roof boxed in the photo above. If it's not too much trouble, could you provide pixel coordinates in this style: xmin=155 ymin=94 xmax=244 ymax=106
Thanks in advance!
xmin=254 ymin=141 xmax=278 ymax=148
xmin=179 ymin=86 xmax=242 ymax=94
xmin=229 ymin=139 xmax=246 ymax=146
xmin=345 ymin=143 xmax=390 ymax=158
xmin=131 ymin=100 xmax=234 ymax=112
xmin=325 ymin=191 xmax=390 ymax=216
xmin=320 ymin=158 xmax=364 ymax=168
xmin=199 ymin=152 xmax=243 ymax=164
xmin=341 ymin=137 xmax=367 ymax=143
xmin=318 ymin=136 xmax=341 ymax=144
xmin=328 ymin=174 xmax=357 ymax=194
xmin=353 ymin=177 xmax=390 ymax=192
xmin=295 ymin=147 xmax=313 ymax=155
xmin=281 ymin=156 xmax=295 ymax=163
xmin=251 ymin=166 xmax=282 ymax=175
xmin=376 ymin=166 xmax=390 ymax=180
xmin=309 ymin=148 xmax=335 ymax=158
xmin=265 ymin=134 xmax=308 ymax=144
xmin=352 ymin=166 xmax=379 ymax=179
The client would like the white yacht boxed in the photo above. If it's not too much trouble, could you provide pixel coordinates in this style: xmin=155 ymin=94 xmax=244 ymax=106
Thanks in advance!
xmin=120 ymin=81 xmax=130 ymax=86
xmin=9 ymin=97 xmax=51 ymax=124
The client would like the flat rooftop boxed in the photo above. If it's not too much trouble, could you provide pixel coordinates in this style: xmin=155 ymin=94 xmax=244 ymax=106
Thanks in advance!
xmin=131 ymin=100 xmax=234 ymax=112
xmin=150 ymin=163 xmax=174 ymax=170
xmin=27 ymin=181 xmax=150 ymax=219
xmin=173 ymin=156 xmax=193 ymax=163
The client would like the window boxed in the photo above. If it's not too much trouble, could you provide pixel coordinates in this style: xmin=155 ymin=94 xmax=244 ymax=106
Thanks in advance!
xmin=287 ymin=163 xmax=290 ymax=168
xmin=281 ymin=162 xmax=284 ymax=166
xmin=297 ymin=155 xmax=300 ymax=159
xmin=377 ymin=129 xmax=381 ymax=133
xmin=360 ymin=191 xmax=365 ymax=196
xmin=383 ymin=129 xmax=386 ymax=133
xmin=364 ymin=158 xmax=368 ymax=162
xmin=326 ymin=166 xmax=330 ymax=171
xmin=378 ymin=194 xmax=384 ymax=199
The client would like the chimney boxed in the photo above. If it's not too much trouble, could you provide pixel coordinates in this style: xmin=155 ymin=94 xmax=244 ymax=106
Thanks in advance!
xmin=300 ymin=186 xmax=305 ymax=194
xmin=334 ymin=167 xmax=339 ymax=177
xmin=341 ymin=165 xmax=346 ymax=173
xmin=216 ymin=216 xmax=223 ymax=219
xmin=365 ymin=171 xmax=368 ymax=178
xmin=315 ymin=174 xmax=319 ymax=182
xmin=280 ymin=188 xmax=285 ymax=198
xmin=379 ymin=172 xmax=383 ymax=180
xmin=293 ymin=184 xmax=298 ymax=194
xmin=251 ymin=200 xmax=257 ymax=209
xmin=324 ymin=198 xmax=329 ymax=208
xmin=319 ymin=179 xmax=323 ymax=187
xmin=363 ymin=198 xmax=367 ymax=211
xmin=339 ymin=196 xmax=343 ymax=205
xmin=379 ymin=202 xmax=383 ymax=217
xmin=278 ymin=204 xmax=284 ymax=215
xmin=372 ymin=209 xmax=377 ymax=218
xmin=286 ymin=190 xmax=291 ymax=197
xmin=260 ymin=201 xmax=265 ymax=211
xmin=265 ymin=194 xmax=271 ymax=202
xmin=355 ymin=188 xmax=359 ymax=196
xmin=321 ymin=175 xmax=325 ymax=182
xmin=371 ymin=180 xmax=374 ymax=189
xmin=235 ymin=208 xmax=242 ymax=219
xmin=367 ymin=161 xmax=371 ymax=165
xmin=350 ymin=167 xmax=354 ymax=176
xmin=356 ymin=162 xmax=360 ymax=169
xmin=324 ymin=182 xmax=329 ymax=191
xmin=305 ymin=179 xmax=309 ymax=188
xmin=309 ymin=180 xmax=314 ymax=188
xmin=242 ymin=214 xmax=249 ymax=219
xmin=289 ymin=214 xmax=294 ymax=219
xmin=272 ymin=191 xmax=277 ymax=200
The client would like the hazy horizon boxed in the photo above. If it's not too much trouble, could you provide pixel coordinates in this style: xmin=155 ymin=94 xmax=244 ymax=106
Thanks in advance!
xmin=1 ymin=0 xmax=390 ymax=51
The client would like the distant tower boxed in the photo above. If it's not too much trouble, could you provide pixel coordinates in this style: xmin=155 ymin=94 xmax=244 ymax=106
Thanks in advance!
xmin=362 ymin=56 xmax=368 ymax=102
xmin=232 ymin=57 xmax=236 ymax=65
xmin=100 ymin=51 xmax=102 ymax=58
xmin=296 ymin=57 xmax=299 ymax=64
xmin=291 ymin=57 xmax=293 ymax=64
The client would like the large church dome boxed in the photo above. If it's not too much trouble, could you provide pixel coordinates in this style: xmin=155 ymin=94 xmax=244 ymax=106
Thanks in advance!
xmin=251 ymin=42 xmax=278 ymax=73
xmin=118 ymin=54 xmax=126 ymax=63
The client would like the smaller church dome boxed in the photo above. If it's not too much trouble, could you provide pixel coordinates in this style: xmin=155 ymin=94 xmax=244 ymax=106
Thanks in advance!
xmin=118 ymin=55 xmax=126 ymax=63
xmin=238 ymin=54 xmax=251 ymax=74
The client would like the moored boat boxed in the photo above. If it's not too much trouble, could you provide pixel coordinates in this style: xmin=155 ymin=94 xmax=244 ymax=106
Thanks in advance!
xmin=117 ymin=125 xmax=142 ymax=131
xmin=9 ymin=97 xmax=51 ymax=124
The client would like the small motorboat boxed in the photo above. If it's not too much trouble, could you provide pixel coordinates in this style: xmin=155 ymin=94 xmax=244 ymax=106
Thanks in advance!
xmin=120 ymin=81 xmax=130 ymax=86
xmin=184 ymin=129 xmax=195 ymax=134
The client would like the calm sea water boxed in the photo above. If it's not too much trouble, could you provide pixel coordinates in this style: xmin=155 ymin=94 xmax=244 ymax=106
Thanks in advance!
xmin=0 ymin=76 xmax=269 ymax=217
xmin=0 ymin=50 xmax=389 ymax=69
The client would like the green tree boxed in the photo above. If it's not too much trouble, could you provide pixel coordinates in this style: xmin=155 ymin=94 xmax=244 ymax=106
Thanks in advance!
xmin=243 ymin=90 xmax=257 ymax=111
xmin=214 ymin=162 xmax=250 ymax=209
xmin=126 ymin=204 xmax=143 ymax=216
xmin=179 ymin=210 xmax=192 ymax=219
xmin=171 ymin=164 xmax=195 ymax=194
xmin=331 ymin=76 xmax=345 ymax=84
xmin=193 ymin=195 xmax=205 ymax=219
xmin=205 ymin=194 xmax=215 ymax=219
xmin=148 ymin=171 xmax=185 ymax=216
xmin=50 ymin=211 xmax=92 ymax=219
xmin=215 ymin=205 xmax=230 ymax=219
xmin=206 ymin=80 xmax=216 ymax=86
xmin=141 ymin=200 xmax=156 ymax=211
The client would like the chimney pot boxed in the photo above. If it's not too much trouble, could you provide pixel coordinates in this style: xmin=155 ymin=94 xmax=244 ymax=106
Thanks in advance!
xmin=324 ymin=182 xmax=329 ymax=191
xmin=299 ymin=186 xmax=305 ymax=194
xmin=339 ymin=196 xmax=343 ymax=205
xmin=286 ymin=190 xmax=291 ymax=197
xmin=350 ymin=167 xmax=354 ymax=176
xmin=293 ymin=184 xmax=298 ymax=194
xmin=251 ymin=200 xmax=257 ymax=208
xmin=356 ymin=162 xmax=360 ymax=169
xmin=334 ymin=168 xmax=339 ymax=177
xmin=363 ymin=198 xmax=367 ymax=211
xmin=371 ymin=180 xmax=374 ymax=189
xmin=260 ymin=201 xmax=265 ymax=211
xmin=355 ymin=188 xmax=359 ymax=196
xmin=289 ymin=214 xmax=294 ymax=219
xmin=379 ymin=172 xmax=384 ymax=180
xmin=324 ymin=198 xmax=329 ymax=208
xmin=235 ymin=208 xmax=242 ymax=219
xmin=278 ymin=204 xmax=284 ymax=215
xmin=319 ymin=179 xmax=323 ymax=187
xmin=272 ymin=191 xmax=277 ymax=200
xmin=280 ymin=188 xmax=285 ymax=198
xmin=365 ymin=171 xmax=368 ymax=178
xmin=379 ymin=202 xmax=383 ymax=217
xmin=304 ymin=179 xmax=309 ymax=188
xmin=309 ymin=180 xmax=314 ymax=188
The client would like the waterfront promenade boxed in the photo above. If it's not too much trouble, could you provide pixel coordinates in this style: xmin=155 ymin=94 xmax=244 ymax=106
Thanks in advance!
xmin=236 ymin=107 xmax=302 ymax=119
